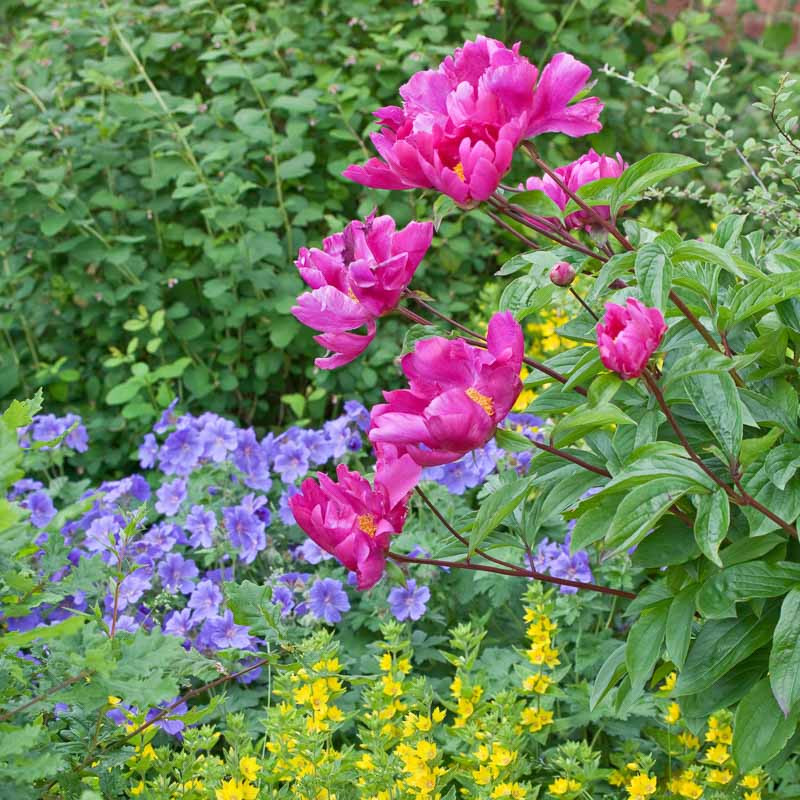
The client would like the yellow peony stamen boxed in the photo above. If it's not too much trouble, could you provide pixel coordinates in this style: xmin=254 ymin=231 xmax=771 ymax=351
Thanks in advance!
xmin=358 ymin=513 xmax=377 ymax=537
xmin=466 ymin=387 xmax=494 ymax=416
xmin=453 ymin=162 xmax=465 ymax=181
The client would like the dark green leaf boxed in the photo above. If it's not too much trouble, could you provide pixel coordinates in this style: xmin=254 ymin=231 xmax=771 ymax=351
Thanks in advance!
xmin=770 ymin=588 xmax=800 ymax=716
xmin=666 ymin=584 xmax=697 ymax=669
xmin=675 ymin=608 xmax=778 ymax=696
xmin=733 ymin=679 xmax=798 ymax=772
xmin=693 ymin=488 xmax=730 ymax=567
xmin=626 ymin=603 xmax=668 ymax=691
xmin=610 ymin=153 xmax=701 ymax=215
xmin=683 ymin=372 xmax=742 ymax=460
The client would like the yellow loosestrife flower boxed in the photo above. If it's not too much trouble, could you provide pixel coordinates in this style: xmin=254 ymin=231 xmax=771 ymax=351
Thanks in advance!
xmin=215 ymin=779 xmax=258 ymax=800
xmin=707 ymin=768 xmax=733 ymax=785
xmin=705 ymin=743 xmax=730 ymax=765
xmin=238 ymin=756 xmax=260 ymax=782
xmin=626 ymin=772 xmax=657 ymax=800
xmin=664 ymin=702 xmax=681 ymax=724
xmin=659 ymin=671 xmax=677 ymax=692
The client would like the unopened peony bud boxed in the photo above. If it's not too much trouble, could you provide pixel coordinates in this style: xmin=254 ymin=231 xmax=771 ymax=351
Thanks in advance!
xmin=596 ymin=298 xmax=667 ymax=380
xmin=549 ymin=261 xmax=576 ymax=287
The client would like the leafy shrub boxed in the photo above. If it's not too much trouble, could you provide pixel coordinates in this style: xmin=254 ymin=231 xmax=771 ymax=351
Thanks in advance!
xmin=3 ymin=0 xmax=794 ymax=477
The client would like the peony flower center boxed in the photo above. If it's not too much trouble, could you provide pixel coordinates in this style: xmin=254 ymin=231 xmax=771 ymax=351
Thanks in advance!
xmin=466 ymin=387 xmax=494 ymax=416
xmin=348 ymin=287 xmax=358 ymax=302
xmin=357 ymin=513 xmax=378 ymax=537
xmin=453 ymin=162 xmax=465 ymax=181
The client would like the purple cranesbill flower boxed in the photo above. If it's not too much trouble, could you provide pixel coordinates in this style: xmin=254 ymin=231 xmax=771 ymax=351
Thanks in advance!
xmin=155 ymin=478 xmax=187 ymax=517
xmin=199 ymin=610 xmax=253 ymax=650
xmin=5 ymin=610 xmax=42 ymax=632
xmin=387 ymin=579 xmax=430 ymax=621
xmin=158 ymin=427 xmax=203 ymax=476
xmin=308 ymin=578 xmax=350 ymax=624
xmin=163 ymin=608 xmax=196 ymax=638
xmin=322 ymin=416 xmax=351 ymax=460
xmin=157 ymin=553 xmax=199 ymax=594
xmin=8 ymin=478 xmax=44 ymax=499
xmin=139 ymin=433 xmax=159 ymax=469
xmin=53 ymin=702 xmax=69 ymax=717
xmin=198 ymin=416 xmax=238 ymax=462
xmin=346 ymin=433 xmax=362 ymax=451
xmin=278 ymin=486 xmax=300 ymax=525
xmin=291 ymin=538 xmax=334 ymax=565
xmin=185 ymin=505 xmax=216 ymax=548
xmin=116 ymin=569 xmax=152 ymax=609
xmin=346 ymin=571 xmax=358 ymax=586
xmin=187 ymin=579 xmax=222 ymax=621
xmin=232 ymin=428 xmax=272 ymax=491
xmin=204 ymin=566 xmax=234 ymax=584
xmin=344 ymin=400 xmax=370 ymax=432
xmin=549 ymin=550 xmax=593 ymax=594
xmin=272 ymin=585 xmax=295 ymax=617
xmin=222 ymin=504 xmax=266 ymax=564
xmin=145 ymin=697 xmax=187 ymax=736
xmin=153 ymin=398 xmax=179 ymax=434
xmin=30 ymin=414 xmax=63 ymax=443
xmin=62 ymin=413 xmax=89 ymax=452
xmin=84 ymin=515 xmax=121 ymax=553
xmin=136 ymin=522 xmax=179 ymax=563
xmin=108 ymin=614 xmax=139 ymax=634
xmin=277 ymin=572 xmax=310 ymax=590
xmin=272 ymin=441 xmax=310 ymax=483
xmin=304 ymin=429 xmax=334 ymax=466
xmin=26 ymin=490 xmax=56 ymax=529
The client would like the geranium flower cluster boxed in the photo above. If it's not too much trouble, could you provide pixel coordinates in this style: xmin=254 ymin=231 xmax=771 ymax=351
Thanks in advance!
xmin=18 ymin=411 xmax=89 ymax=452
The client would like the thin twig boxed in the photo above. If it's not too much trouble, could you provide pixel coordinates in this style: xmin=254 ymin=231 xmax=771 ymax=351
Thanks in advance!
xmin=389 ymin=551 xmax=635 ymax=599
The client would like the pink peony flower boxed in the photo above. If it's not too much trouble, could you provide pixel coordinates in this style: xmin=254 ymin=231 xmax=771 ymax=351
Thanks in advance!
xmin=292 ymin=212 xmax=434 ymax=369
xmin=520 ymin=149 xmax=627 ymax=230
xmin=343 ymin=37 xmax=603 ymax=205
xmin=596 ymin=298 xmax=667 ymax=380
xmin=369 ymin=311 xmax=524 ymax=466
xmin=289 ymin=453 xmax=421 ymax=589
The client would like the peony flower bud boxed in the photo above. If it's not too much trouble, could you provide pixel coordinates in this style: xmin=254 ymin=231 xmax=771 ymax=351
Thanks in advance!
xmin=549 ymin=261 xmax=576 ymax=287
xmin=596 ymin=298 xmax=667 ymax=380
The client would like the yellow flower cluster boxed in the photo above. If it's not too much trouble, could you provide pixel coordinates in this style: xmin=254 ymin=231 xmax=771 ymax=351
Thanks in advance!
xmin=526 ymin=309 xmax=570 ymax=357
xmin=265 ymin=647 xmax=348 ymax=796
xmin=521 ymin=605 xmax=557 ymax=737
xmin=513 ymin=307 xmax=573 ymax=411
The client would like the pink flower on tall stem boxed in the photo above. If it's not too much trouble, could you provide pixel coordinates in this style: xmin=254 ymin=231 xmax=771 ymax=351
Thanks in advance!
xmin=292 ymin=213 xmax=434 ymax=368
xmin=369 ymin=311 xmax=524 ymax=466
xmin=289 ymin=452 xmax=421 ymax=589
xmin=520 ymin=149 xmax=627 ymax=230
xmin=596 ymin=298 xmax=667 ymax=380
xmin=343 ymin=37 xmax=603 ymax=205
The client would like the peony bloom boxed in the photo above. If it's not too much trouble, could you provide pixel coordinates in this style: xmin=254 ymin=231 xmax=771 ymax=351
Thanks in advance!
xmin=344 ymin=37 xmax=603 ymax=205
xmin=520 ymin=149 xmax=627 ymax=230
xmin=289 ymin=452 xmax=421 ymax=589
xmin=292 ymin=212 xmax=434 ymax=368
xmin=596 ymin=298 xmax=667 ymax=380
xmin=369 ymin=311 xmax=524 ymax=466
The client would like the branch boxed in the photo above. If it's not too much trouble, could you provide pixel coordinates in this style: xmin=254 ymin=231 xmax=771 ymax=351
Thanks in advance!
xmin=389 ymin=551 xmax=635 ymax=599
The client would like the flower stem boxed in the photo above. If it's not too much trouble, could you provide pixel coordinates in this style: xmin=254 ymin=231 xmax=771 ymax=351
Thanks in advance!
xmin=388 ymin=551 xmax=635 ymax=599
